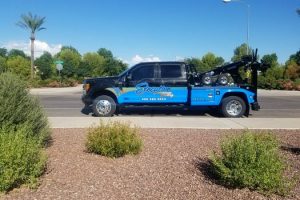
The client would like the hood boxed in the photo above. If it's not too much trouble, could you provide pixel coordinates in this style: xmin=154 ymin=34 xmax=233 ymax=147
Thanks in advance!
xmin=84 ymin=76 xmax=119 ymax=88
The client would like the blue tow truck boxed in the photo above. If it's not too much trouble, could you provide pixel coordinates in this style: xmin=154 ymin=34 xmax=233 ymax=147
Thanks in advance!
xmin=82 ymin=50 xmax=266 ymax=117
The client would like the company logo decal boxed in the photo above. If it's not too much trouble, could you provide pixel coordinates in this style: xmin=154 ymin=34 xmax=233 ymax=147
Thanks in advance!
xmin=135 ymin=82 xmax=173 ymax=97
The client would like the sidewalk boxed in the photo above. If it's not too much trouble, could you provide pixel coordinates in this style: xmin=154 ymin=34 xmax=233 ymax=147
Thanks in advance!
xmin=49 ymin=117 xmax=300 ymax=129
xmin=30 ymin=85 xmax=83 ymax=95
xmin=258 ymin=89 xmax=300 ymax=96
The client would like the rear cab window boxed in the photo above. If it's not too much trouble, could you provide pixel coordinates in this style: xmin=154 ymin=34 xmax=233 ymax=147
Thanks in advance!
xmin=159 ymin=64 xmax=185 ymax=79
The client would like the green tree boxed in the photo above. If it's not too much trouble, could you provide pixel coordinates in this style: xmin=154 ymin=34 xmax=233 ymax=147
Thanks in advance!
xmin=261 ymin=53 xmax=279 ymax=68
xmin=97 ymin=48 xmax=113 ymax=59
xmin=61 ymin=46 xmax=80 ymax=55
xmin=56 ymin=48 xmax=81 ymax=77
xmin=185 ymin=57 xmax=202 ymax=72
xmin=289 ymin=50 xmax=300 ymax=65
xmin=34 ymin=51 xmax=53 ymax=79
xmin=285 ymin=62 xmax=300 ymax=81
xmin=185 ymin=53 xmax=224 ymax=73
xmin=0 ymin=48 xmax=7 ymax=57
xmin=6 ymin=56 xmax=31 ymax=78
xmin=17 ymin=12 xmax=46 ymax=79
xmin=102 ymin=58 xmax=127 ymax=76
xmin=81 ymin=52 xmax=105 ymax=77
xmin=8 ymin=49 xmax=27 ymax=58
xmin=283 ymin=50 xmax=300 ymax=81
xmin=97 ymin=48 xmax=127 ymax=76
xmin=258 ymin=53 xmax=284 ymax=89
xmin=199 ymin=52 xmax=224 ymax=72
xmin=231 ymin=43 xmax=252 ymax=62
xmin=0 ymin=56 xmax=7 ymax=73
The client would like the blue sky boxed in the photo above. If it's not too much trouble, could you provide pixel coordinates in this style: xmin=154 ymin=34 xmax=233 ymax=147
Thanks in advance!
xmin=0 ymin=0 xmax=299 ymax=64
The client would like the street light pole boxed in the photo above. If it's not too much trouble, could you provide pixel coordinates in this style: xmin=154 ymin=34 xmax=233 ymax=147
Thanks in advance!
xmin=223 ymin=0 xmax=250 ymax=55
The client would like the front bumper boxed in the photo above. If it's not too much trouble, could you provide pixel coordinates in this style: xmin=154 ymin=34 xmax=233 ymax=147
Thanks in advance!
xmin=251 ymin=102 xmax=260 ymax=111
xmin=81 ymin=94 xmax=93 ymax=106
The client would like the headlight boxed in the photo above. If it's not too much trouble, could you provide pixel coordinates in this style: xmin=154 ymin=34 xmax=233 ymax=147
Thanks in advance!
xmin=83 ymin=83 xmax=90 ymax=95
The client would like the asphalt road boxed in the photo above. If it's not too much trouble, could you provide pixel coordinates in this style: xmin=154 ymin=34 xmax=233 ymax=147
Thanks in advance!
xmin=37 ymin=91 xmax=300 ymax=118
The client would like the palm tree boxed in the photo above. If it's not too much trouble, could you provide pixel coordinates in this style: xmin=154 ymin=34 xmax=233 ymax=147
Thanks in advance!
xmin=17 ymin=12 xmax=46 ymax=79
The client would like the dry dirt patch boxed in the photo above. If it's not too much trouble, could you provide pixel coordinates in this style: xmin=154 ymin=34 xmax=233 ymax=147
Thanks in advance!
xmin=3 ymin=129 xmax=300 ymax=200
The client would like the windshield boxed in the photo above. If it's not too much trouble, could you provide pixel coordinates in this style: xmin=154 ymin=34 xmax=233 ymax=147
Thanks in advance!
xmin=118 ymin=67 xmax=130 ymax=77
xmin=118 ymin=65 xmax=134 ymax=77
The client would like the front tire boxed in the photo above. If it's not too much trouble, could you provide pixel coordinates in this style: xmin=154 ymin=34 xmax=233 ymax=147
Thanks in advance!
xmin=92 ymin=95 xmax=116 ymax=117
xmin=221 ymin=96 xmax=246 ymax=118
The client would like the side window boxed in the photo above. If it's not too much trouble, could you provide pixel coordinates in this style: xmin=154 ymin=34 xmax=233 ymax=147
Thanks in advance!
xmin=131 ymin=64 xmax=155 ymax=81
xmin=160 ymin=64 xmax=183 ymax=78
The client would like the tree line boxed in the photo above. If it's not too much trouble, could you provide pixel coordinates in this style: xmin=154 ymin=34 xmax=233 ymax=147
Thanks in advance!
xmin=0 ymin=43 xmax=299 ymax=89
xmin=0 ymin=46 xmax=127 ymax=87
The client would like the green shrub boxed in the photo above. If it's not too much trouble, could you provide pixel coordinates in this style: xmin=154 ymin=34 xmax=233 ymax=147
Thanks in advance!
xmin=294 ymin=78 xmax=300 ymax=90
xmin=86 ymin=121 xmax=143 ymax=158
xmin=0 ymin=125 xmax=46 ymax=192
xmin=0 ymin=72 xmax=50 ymax=143
xmin=28 ymin=77 xmax=79 ymax=88
xmin=210 ymin=131 xmax=292 ymax=195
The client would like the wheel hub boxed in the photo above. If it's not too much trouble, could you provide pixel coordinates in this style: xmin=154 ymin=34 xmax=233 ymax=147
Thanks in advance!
xmin=226 ymin=100 xmax=242 ymax=116
xmin=96 ymin=100 xmax=111 ymax=115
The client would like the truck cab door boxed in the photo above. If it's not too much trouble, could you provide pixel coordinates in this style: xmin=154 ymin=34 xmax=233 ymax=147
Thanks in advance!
xmin=118 ymin=63 xmax=159 ymax=104
xmin=157 ymin=63 xmax=188 ymax=103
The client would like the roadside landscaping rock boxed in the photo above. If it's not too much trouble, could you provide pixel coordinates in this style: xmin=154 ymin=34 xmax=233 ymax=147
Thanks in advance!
xmin=3 ymin=129 xmax=300 ymax=200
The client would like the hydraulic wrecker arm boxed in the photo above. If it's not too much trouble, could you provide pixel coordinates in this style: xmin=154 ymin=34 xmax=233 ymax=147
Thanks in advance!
xmin=200 ymin=49 xmax=269 ymax=111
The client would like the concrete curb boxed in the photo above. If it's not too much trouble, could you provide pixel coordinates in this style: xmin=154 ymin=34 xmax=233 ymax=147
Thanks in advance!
xmin=258 ymin=89 xmax=300 ymax=97
xmin=49 ymin=117 xmax=300 ymax=129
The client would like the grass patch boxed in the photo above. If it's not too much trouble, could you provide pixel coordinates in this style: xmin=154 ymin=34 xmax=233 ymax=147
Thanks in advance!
xmin=210 ymin=130 xmax=294 ymax=196
xmin=86 ymin=121 xmax=143 ymax=158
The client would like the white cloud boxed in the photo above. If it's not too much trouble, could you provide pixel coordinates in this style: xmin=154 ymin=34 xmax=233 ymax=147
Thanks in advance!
xmin=175 ymin=56 xmax=185 ymax=61
xmin=131 ymin=54 xmax=160 ymax=64
xmin=2 ymin=40 xmax=62 ymax=57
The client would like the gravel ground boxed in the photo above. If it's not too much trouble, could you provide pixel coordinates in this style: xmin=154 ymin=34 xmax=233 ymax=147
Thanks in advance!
xmin=2 ymin=129 xmax=300 ymax=200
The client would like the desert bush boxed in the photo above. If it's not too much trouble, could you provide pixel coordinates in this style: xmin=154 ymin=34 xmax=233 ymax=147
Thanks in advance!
xmin=0 ymin=72 xmax=50 ymax=143
xmin=61 ymin=77 xmax=78 ymax=87
xmin=282 ymin=79 xmax=294 ymax=90
xmin=210 ymin=131 xmax=292 ymax=195
xmin=258 ymin=76 xmax=282 ymax=90
xmin=86 ymin=121 xmax=143 ymax=158
xmin=0 ymin=125 xmax=46 ymax=192
xmin=28 ymin=77 xmax=79 ymax=88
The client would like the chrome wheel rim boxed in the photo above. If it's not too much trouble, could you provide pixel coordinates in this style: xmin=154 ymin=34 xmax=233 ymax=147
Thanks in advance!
xmin=96 ymin=100 xmax=111 ymax=115
xmin=219 ymin=76 xmax=228 ymax=85
xmin=203 ymin=76 xmax=211 ymax=85
xmin=226 ymin=100 xmax=242 ymax=116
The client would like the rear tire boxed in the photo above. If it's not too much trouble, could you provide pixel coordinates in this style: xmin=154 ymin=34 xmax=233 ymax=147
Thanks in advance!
xmin=221 ymin=96 xmax=246 ymax=118
xmin=92 ymin=95 xmax=116 ymax=117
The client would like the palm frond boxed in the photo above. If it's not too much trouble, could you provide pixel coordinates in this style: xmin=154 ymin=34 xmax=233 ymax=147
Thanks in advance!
xmin=16 ymin=12 xmax=46 ymax=33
